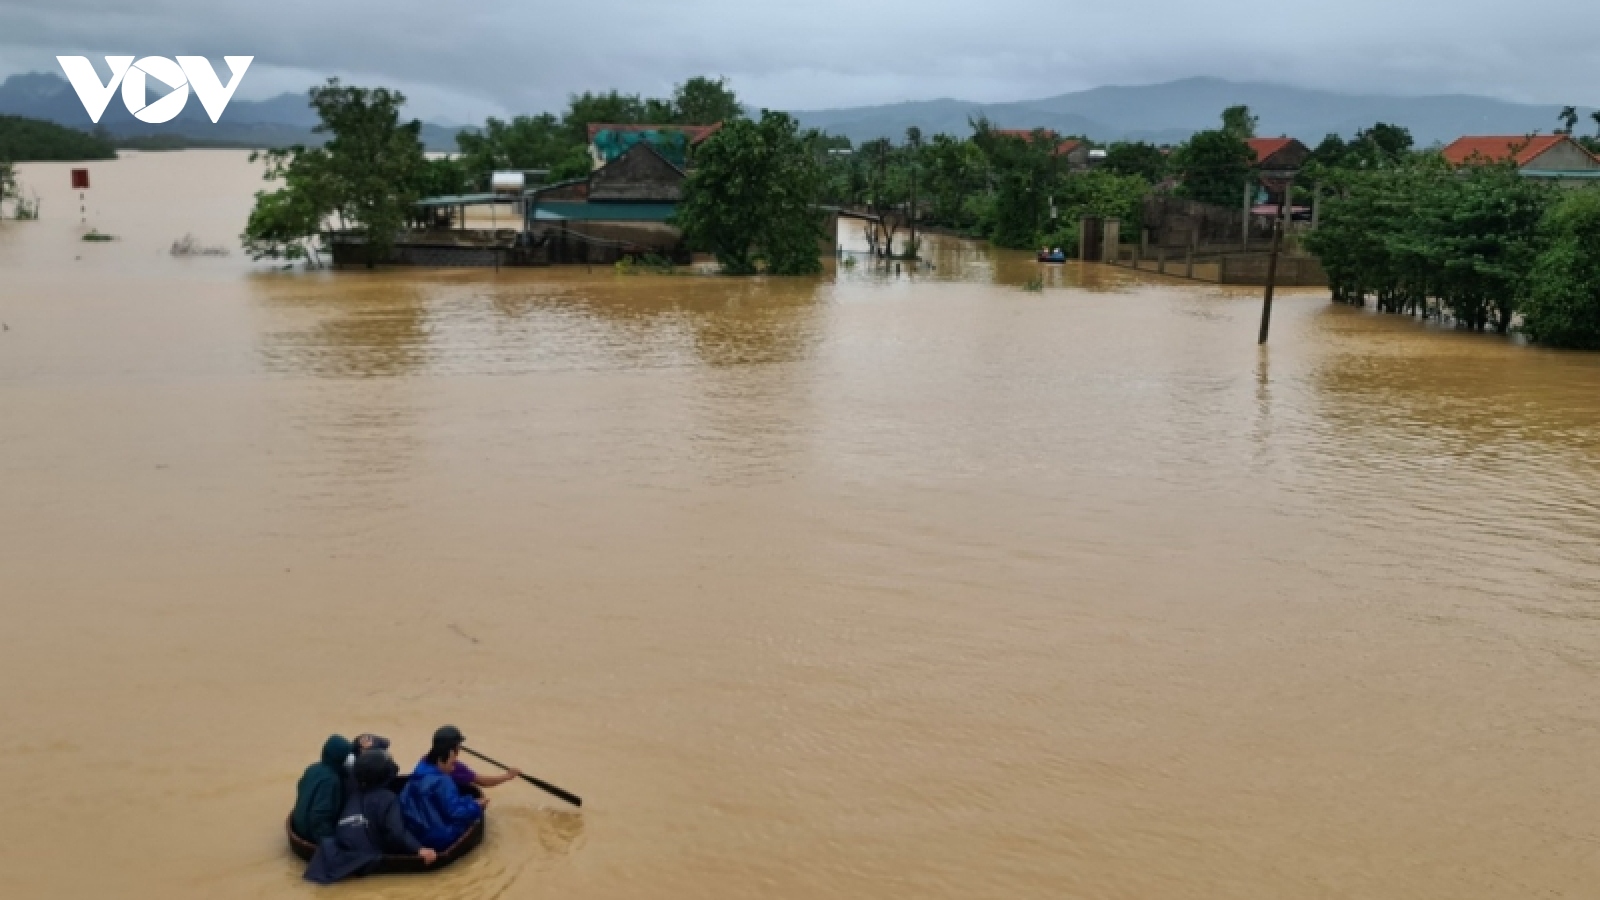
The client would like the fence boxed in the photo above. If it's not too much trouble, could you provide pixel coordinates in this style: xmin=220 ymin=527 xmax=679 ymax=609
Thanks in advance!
xmin=1140 ymin=195 xmax=1276 ymax=252
xmin=1106 ymin=245 xmax=1327 ymax=286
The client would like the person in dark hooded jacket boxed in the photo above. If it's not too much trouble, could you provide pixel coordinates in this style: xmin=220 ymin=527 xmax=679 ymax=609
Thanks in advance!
xmin=291 ymin=735 xmax=353 ymax=842
xmin=304 ymin=750 xmax=438 ymax=884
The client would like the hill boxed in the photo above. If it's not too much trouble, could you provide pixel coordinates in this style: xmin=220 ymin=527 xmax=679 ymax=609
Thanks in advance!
xmin=6 ymin=70 xmax=1587 ymax=152
xmin=791 ymin=77 xmax=1592 ymax=146
xmin=0 ymin=73 xmax=467 ymax=151
xmin=0 ymin=115 xmax=117 ymax=160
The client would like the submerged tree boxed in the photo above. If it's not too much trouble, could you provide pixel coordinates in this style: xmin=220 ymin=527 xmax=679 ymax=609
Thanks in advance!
xmin=1306 ymin=155 xmax=1554 ymax=332
xmin=241 ymin=79 xmax=427 ymax=267
xmin=677 ymin=110 xmax=823 ymax=275
xmin=241 ymin=166 xmax=328 ymax=265
xmin=978 ymin=124 xmax=1060 ymax=249
xmin=1523 ymin=188 xmax=1600 ymax=349
xmin=919 ymin=132 xmax=989 ymax=232
xmin=859 ymin=137 xmax=911 ymax=257
xmin=0 ymin=158 xmax=14 ymax=215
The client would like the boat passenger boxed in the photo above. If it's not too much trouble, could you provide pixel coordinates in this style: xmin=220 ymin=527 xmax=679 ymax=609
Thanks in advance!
xmin=428 ymin=725 xmax=522 ymax=792
xmin=398 ymin=730 xmax=488 ymax=849
xmin=343 ymin=733 xmax=390 ymax=772
xmin=291 ymin=735 xmax=352 ymax=842
xmin=304 ymin=750 xmax=438 ymax=884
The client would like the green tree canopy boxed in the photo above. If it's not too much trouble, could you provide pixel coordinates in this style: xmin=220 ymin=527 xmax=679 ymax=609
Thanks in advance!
xmin=1221 ymin=105 xmax=1258 ymax=140
xmin=0 ymin=115 xmax=117 ymax=161
xmin=456 ymin=76 xmax=744 ymax=187
xmin=242 ymin=79 xmax=427 ymax=267
xmin=1173 ymin=127 xmax=1253 ymax=208
xmin=1100 ymin=141 xmax=1168 ymax=182
xmin=676 ymin=110 xmax=824 ymax=275
xmin=562 ymin=90 xmax=661 ymax=145
xmin=1523 ymin=188 xmax=1600 ymax=348
xmin=456 ymin=113 xmax=576 ymax=181
xmin=673 ymin=76 xmax=742 ymax=125
xmin=1352 ymin=123 xmax=1414 ymax=167
xmin=978 ymin=124 xmax=1061 ymax=249
xmin=1305 ymin=155 xmax=1553 ymax=332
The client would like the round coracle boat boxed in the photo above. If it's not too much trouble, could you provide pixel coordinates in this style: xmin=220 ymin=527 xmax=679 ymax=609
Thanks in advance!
xmin=286 ymin=776 xmax=485 ymax=874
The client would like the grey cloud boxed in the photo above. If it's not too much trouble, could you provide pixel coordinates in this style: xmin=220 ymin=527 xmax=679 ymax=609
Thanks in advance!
xmin=2 ymin=0 xmax=1599 ymax=121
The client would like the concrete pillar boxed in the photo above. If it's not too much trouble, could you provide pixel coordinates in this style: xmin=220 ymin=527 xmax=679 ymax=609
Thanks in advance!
xmin=1102 ymin=219 xmax=1120 ymax=264
xmin=1242 ymin=180 xmax=1253 ymax=252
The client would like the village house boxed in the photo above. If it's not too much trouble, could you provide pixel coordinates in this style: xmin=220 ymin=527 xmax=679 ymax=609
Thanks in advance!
xmin=1440 ymin=135 xmax=1600 ymax=185
xmin=1246 ymin=137 xmax=1311 ymax=210
xmin=348 ymin=124 xmax=718 ymax=267
xmin=526 ymin=139 xmax=693 ymax=262
xmin=992 ymin=129 xmax=1093 ymax=171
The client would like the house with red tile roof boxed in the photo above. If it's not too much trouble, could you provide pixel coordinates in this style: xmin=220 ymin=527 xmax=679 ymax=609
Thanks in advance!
xmin=991 ymin=129 xmax=1092 ymax=169
xmin=1440 ymin=135 xmax=1600 ymax=182
xmin=1246 ymin=137 xmax=1311 ymax=171
xmin=1244 ymin=137 xmax=1311 ymax=208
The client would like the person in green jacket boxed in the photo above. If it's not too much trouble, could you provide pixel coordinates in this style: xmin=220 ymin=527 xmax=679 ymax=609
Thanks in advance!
xmin=291 ymin=735 xmax=353 ymax=841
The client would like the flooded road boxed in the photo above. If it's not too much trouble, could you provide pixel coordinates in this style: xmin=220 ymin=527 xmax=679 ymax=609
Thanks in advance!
xmin=3 ymin=151 xmax=1600 ymax=899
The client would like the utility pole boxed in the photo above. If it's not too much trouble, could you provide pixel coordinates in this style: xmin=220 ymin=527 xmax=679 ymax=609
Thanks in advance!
xmin=1257 ymin=171 xmax=1296 ymax=345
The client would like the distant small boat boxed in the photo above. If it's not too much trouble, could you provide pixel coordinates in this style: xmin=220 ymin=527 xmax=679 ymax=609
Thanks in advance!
xmin=286 ymin=776 xmax=485 ymax=874
xmin=1037 ymin=250 xmax=1067 ymax=263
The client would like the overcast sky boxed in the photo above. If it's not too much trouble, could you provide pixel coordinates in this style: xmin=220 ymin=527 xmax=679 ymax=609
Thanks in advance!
xmin=3 ymin=0 xmax=1598 ymax=121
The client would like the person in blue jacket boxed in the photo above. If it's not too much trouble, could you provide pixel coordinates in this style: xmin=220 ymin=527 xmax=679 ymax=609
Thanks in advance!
xmin=398 ymin=731 xmax=488 ymax=848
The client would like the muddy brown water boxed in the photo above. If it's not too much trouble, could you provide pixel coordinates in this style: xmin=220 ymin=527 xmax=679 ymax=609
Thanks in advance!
xmin=3 ymin=151 xmax=1600 ymax=899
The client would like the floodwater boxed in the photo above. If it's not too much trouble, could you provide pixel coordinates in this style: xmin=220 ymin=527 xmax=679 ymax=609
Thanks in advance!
xmin=4 ymin=151 xmax=1600 ymax=900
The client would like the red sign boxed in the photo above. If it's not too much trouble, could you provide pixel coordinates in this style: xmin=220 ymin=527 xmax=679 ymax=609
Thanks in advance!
xmin=71 ymin=169 xmax=90 ymax=190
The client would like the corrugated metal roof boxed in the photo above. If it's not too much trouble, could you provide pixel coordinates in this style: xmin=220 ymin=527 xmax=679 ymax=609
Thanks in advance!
xmin=531 ymin=201 xmax=677 ymax=222
xmin=1520 ymin=169 xmax=1600 ymax=178
xmin=414 ymin=193 xmax=514 ymax=207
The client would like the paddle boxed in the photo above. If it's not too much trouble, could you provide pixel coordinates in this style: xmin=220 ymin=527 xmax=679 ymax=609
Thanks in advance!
xmin=461 ymin=746 xmax=583 ymax=807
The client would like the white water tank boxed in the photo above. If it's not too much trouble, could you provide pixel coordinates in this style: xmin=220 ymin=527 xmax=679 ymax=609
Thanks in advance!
xmin=491 ymin=171 xmax=525 ymax=193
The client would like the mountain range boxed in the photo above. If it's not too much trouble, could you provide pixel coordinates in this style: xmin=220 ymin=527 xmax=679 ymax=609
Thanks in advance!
xmin=1 ymin=72 xmax=1591 ymax=151
xmin=0 ymin=72 xmax=466 ymax=150
xmin=790 ymin=77 xmax=1592 ymax=147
